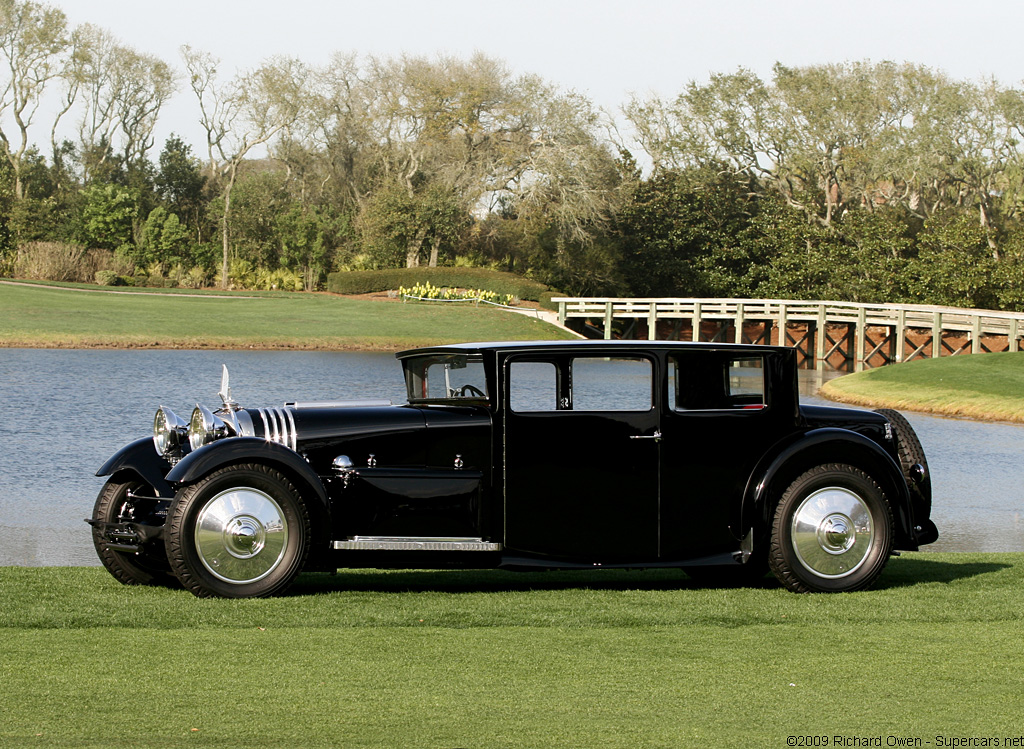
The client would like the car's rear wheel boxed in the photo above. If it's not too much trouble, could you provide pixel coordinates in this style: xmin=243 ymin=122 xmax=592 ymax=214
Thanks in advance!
xmin=165 ymin=464 xmax=310 ymax=598
xmin=91 ymin=477 xmax=178 ymax=587
xmin=769 ymin=464 xmax=893 ymax=593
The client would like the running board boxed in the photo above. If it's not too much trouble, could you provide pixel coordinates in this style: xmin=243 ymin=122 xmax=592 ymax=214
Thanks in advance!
xmin=333 ymin=536 xmax=501 ymax=552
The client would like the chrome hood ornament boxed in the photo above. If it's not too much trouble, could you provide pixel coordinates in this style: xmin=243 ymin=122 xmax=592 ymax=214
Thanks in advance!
xmin=218 ymin=365 xmax=239 ymax=411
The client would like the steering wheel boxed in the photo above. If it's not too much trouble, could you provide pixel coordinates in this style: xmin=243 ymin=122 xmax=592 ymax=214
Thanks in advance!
xmin=458 ymin=384 xmax=486 ymax=398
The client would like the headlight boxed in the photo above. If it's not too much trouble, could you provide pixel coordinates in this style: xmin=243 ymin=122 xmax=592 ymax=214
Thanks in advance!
xmin=188 ymin=404 xmax=229 ymax=451
xmin=153 ymin=406 xmax=187 ymax=457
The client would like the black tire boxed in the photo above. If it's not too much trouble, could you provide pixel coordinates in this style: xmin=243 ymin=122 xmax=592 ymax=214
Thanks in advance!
xmin=769 ymin=464 xmax=893 ymax=593
xmin=165 ymin=464 xmax=310 ymax=598
xmin=91 ymin=477 xmax=178 ymax=587
xmin=874 ymin=408 xmax=932 ymax=510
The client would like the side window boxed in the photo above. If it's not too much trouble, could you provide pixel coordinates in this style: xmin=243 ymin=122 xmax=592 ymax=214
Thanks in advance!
xmin=726 ymin=357 xmax=766 ymax=409
xmin=571 ymin=357 xmax=652 ymax=412
xmin=509 ymin=361 xmax=558 ymax=412
xmin=669 ymin=355 xmax=766 ymax=411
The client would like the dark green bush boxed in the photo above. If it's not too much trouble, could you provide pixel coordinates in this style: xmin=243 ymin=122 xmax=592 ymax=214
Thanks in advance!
xmin=327 ymin=267 xmax=558 ymax=307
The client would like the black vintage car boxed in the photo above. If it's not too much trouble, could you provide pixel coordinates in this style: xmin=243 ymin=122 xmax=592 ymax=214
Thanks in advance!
xmin=89 ymin=340 xmax=937 ymax=597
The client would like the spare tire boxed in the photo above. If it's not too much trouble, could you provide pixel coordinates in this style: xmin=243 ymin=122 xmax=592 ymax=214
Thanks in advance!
xmin=874 ymin=408 xmax=931 ymax=511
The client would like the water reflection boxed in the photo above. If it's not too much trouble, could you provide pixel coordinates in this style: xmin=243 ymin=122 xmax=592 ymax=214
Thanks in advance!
xmin=0 ymin=349 xmax=1020 ymax=566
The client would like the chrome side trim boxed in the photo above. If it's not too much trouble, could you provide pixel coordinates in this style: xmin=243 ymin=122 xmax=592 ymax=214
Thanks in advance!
xmin=333 ymin=536 xmax=501 ymax=552
xmin=288 ymin=399 xmax=392 ymax=408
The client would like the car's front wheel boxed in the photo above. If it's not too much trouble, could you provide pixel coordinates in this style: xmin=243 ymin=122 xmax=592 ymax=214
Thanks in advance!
xmin=769 ymin=464 xmax=893 ymax=593
xmin=91 ymin=477 xmax=178 ymax=587
xmin=165 ymin=464 xmax=310 ymax=598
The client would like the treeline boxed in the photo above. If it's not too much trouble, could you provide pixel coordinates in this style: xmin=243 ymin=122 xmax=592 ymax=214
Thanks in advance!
xmin=3 ymin=0 xmax=1024 ymax=309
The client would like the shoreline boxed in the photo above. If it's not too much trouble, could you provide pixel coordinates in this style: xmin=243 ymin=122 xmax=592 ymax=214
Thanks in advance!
xmin=819 ymin=381 xmax=1024 ymax=425
xmin=0 ymin=338 xmax=441 ymax=352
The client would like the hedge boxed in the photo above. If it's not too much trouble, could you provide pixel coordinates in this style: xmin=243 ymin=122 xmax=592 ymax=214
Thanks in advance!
xmin=326 ymin=268 xmax=560 ymax=309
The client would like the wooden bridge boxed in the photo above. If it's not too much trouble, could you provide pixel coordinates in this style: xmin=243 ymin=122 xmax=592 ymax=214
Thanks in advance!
xmin=552 ymin=297 xmax=1024 ymax=371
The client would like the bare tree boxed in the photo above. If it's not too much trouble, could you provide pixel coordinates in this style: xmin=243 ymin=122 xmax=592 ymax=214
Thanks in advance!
xmin=182 ymin=46 xmax=306 ymax=287
xmin=115 ymin=48 xmax=176 ymax=166
xmin=74 ymin=24 xmax=119 ymax=178
xmin=0 ymin=0 xmax=69 ymax=198
xmin=76 ymin=28 xmax=176 ymax=178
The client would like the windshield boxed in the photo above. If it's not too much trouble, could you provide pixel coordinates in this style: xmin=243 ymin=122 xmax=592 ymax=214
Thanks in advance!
xmin=404 ymin=354 xmax=489 ymax=403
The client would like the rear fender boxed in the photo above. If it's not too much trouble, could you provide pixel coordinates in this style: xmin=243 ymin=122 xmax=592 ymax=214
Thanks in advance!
xmin=740 ymin=428 xmax=915 ymax=547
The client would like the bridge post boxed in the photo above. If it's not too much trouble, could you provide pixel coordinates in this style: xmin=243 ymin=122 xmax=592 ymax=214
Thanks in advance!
xmin=932 ymin=312 xmax=942 ymax=359
xmin=648 ymin=302 xmax=657 ymax=341
xmin=604 ymin=301 xmax=613 ymax=340
xmin=779 ymin=303 xmax=789 ymax=347
xmin=558 ymin=300 xmax=567 ymax=328
xmin=855 ymin=307 xmax=867 ymax=372
xmin=815 ymin=305 xmax=826 ymax=370
xmin=972 ymin=315 xmax=982 ymax=354
xmin=691 ymin=301 xmax=701 ymax=342
xmin=896 ymin=308 xmax=906 ymax=362
xmin=734 ymin=303 xmax=745 ymax=344
xmin=1012 ymin=319 xmax=1020 ymax=353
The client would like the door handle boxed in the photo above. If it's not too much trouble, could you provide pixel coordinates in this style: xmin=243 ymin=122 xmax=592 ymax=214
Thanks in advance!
xmin=629 ymin=430 xmax=662 ymax=442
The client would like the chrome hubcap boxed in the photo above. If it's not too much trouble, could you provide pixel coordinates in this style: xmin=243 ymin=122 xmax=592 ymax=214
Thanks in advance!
xmin=194 ymin=488 xmax=288 ymax=584
xmin=791 ymin=486 xmax=873 ymax=578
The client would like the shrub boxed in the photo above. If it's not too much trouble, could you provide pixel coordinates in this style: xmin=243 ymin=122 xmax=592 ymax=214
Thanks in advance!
xmin=399 ymin=281 xmax=516 ymax=306
xmin=13 ymin=242 xmax=89 ymax=282
xmin=255 ymin=267 xmax=304 ymax=292
xmin=94 ymin=270 xmax=122 ymax=286
xmin=327 ymin=267 xmax=557 ymax=307
xmin=181 ymin=266 xmax=208 ymax=289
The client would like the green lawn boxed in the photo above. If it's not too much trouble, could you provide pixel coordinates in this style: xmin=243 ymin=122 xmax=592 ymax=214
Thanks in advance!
xmin=821 ymin=352 xmax=1024 ymax=422
xmin=0 ymin=282 xmax=574 ymax=350
xmin=2 ymin=557 xmax=1022 ymax=747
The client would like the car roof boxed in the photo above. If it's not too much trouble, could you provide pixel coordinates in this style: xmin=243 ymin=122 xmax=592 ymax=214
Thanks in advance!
xmin=395 ymin=340 xmax=791 ymax=359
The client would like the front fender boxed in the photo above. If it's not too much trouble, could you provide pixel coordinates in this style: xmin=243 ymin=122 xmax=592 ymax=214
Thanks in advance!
xmin=96 ymin=438 xmax=175 ymax=498
xmin=739 ymin=428 xmax=914 ymax=546
xmin=165 ymin=437 xmax=331 ymax=527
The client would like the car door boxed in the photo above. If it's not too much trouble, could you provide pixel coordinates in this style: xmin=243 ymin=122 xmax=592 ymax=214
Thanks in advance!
xmin=502 ymin=352 xmax=660 ymax=560
xmin=658 ymin=351 xmax=794 ymax=559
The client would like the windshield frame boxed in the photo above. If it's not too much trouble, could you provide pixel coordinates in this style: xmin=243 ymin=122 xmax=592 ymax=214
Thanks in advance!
xmin=403 ymin=353 xmax=490 ymax=405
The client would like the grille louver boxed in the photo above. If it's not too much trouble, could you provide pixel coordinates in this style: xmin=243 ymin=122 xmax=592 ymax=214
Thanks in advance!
xmin=257 ymin=407 xmax=297 ymax=452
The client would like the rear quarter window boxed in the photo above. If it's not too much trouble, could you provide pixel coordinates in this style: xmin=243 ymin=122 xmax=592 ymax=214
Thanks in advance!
xmin=670 ymin=355 xmax=767 ymax=411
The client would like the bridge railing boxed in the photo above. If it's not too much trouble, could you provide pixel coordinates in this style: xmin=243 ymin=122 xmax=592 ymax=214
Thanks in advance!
xmin=551 ymin=297 xmax=1024 ymax=371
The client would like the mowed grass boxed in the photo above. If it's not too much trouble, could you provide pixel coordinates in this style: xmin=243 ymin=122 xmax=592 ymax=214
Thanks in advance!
xmin=2 ymin=556 xmax=1023 ymax=748
xmin=0 ymin=282 xmax=574 ymax=350
xmin=821 ymin=351 xmax=1024 ymax=422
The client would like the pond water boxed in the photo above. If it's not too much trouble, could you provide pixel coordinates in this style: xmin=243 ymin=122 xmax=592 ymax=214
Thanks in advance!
xmin=0 ymin=349 xmax=1020 ymax=566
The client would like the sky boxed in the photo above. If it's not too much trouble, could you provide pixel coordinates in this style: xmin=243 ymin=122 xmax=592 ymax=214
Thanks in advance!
xmin=41 ymin=0 xmax=1024 ymax=157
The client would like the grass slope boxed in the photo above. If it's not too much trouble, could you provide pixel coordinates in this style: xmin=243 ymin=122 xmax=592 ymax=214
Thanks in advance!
xmin=2 ymin=556 xmax=1023 ymax=747
xmin=821 ymin=352 xmax=1024 ymax=422
xmin=0 ymin=282 xmax=575 ymax=350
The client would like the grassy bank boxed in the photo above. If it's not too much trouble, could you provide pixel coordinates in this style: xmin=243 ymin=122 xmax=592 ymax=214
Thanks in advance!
xmin=0 ymin=281 xmax=574 ymax=350
xmin=1 ymin=556 xmax=1022 ymax=747
xmin=821 ymin=352 xmax=1024 ymax=422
